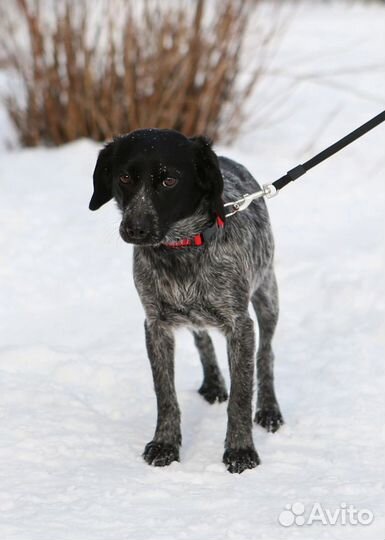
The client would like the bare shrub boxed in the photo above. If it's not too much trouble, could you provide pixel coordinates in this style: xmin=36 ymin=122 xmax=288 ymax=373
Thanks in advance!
xmin=0 ymin=0 xmax=276 ymax=146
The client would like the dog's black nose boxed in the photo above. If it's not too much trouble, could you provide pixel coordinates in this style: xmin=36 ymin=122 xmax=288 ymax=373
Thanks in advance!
xmin=125 ymin=226 xmax=147 ymax=239
xmin=119 ymin=220 xmax=150 ymax=243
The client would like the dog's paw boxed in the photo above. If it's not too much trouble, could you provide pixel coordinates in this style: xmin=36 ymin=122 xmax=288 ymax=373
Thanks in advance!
xmin=254 ymin=407 xmax=284 ymax=433
xmin=198 ymin=381 xmax=228 ymax=404
xmin=223 ymin=447 xmax=260 ymax=474
xmin=143 ymin=441 xmax=180 ymax=467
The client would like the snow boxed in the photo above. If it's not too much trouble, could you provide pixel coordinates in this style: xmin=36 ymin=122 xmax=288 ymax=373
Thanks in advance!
xmin=0 ymin=2 xmax=384 ymax=539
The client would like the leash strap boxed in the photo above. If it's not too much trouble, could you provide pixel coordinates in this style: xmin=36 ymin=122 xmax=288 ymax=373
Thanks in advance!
xmin=273 ymin=110 xmax=385 ymax=191
xmin=225 ymin=110 xmax=385 ymax=217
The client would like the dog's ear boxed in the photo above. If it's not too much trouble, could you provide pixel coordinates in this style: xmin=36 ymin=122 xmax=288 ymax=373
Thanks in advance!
xmin=89 ymin=142 xmax=114 ymax=211
xmin=189 ymin=136 xmax=225 ymax=222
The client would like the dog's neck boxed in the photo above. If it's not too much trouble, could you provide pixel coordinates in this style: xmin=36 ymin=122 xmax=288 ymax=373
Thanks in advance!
xmin=160 ymin=200 xmax=214 ymax=244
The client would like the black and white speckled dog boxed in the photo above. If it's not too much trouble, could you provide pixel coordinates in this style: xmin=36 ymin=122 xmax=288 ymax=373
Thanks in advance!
xmin=89 ymin=128 xmax=283 ymax=473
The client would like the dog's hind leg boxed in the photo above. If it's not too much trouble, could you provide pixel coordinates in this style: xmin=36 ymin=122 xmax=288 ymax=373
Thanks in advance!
xmin=251 ymin=269 xmax=284 ymax=433
xmin=192 ymin=330 xmax=228 ymax=404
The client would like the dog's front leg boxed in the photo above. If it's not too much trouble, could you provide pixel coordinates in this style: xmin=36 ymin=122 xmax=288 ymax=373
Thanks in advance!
xmin=223 ymin=316 xmax=260 ymax=473
xmin=143 ymin=320 xmax=181 ymax=467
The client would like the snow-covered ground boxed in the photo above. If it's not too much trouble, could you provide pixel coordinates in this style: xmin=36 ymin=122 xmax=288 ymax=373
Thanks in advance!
xmin=0 ymin=2 xmax=384 ymax=539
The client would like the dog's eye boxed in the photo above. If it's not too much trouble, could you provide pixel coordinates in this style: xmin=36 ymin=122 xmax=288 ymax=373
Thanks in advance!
xmin=162 ymin=177 xmax=178 ymax=188
xmin=119 ymin=174 xmax=131 ymax=185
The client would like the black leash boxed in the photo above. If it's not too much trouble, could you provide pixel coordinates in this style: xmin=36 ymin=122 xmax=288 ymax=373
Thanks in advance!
xmin=273 ymin=110 xmax=385 ymax=191
xmin=225 ymin=110 xmax=385 ymax=217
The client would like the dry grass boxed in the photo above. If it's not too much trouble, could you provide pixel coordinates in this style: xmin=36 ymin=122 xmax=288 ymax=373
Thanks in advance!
xmin=0 ymin=0 xmax=277 ymax=146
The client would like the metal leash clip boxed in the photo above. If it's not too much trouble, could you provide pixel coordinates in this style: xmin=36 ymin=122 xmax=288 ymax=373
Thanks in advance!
xmin=224 ymin=184 xmax=278 ymax=217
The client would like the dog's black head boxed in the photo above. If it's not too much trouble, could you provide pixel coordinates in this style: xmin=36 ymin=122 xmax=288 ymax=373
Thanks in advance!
xmin=89 ymin=129 xmax=225 ymax=245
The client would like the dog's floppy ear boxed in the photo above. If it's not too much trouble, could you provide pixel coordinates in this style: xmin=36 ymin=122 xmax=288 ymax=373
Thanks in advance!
xmin=189 ymin=136 xmax=225 ymax=222
xmin=89 ymin=142 xmax=114 ymax=211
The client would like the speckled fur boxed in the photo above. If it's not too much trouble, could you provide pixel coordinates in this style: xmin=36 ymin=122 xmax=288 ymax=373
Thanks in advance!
xmin=134 ymin=157 xmax=283 ymax=472
xmin=90 ymin=133 xmax=283 ymax=473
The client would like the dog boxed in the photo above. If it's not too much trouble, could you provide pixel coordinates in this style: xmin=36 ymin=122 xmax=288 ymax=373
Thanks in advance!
xmin=89 ymin=128 xmax=283 ymax=473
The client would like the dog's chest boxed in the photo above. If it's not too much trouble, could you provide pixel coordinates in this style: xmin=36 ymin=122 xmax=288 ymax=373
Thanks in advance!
xmin=155 ymin=266 xmax=216 ymax=324
xmin=137 ymin=252 xmax=233 ymax=329
xmin=159 ymin=270 xmax=197 ymax=305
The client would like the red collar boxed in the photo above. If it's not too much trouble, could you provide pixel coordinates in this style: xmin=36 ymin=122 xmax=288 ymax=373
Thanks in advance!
xmin=162 ymin=216 xmax=225 ymax=248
